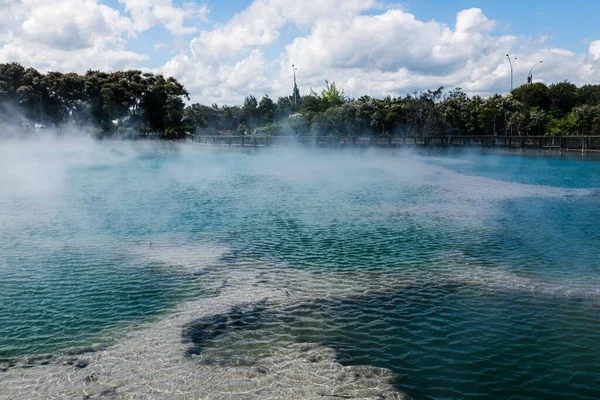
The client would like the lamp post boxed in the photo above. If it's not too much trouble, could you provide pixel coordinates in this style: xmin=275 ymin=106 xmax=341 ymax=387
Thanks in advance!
xmin=528 ymin=60 xmax=543 ymax=84
xmin=292 ymin=64 xmax=298 ymax=107
xmin=506 ymin=54 xmax=517 ymax=92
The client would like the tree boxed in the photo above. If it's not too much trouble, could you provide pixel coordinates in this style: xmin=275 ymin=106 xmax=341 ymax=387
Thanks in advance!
xmin=405 ymin=87 xmax=444 ymax=136
xmin=528 ymin=107 xmax=550 ymax=136
xmin=549 ymin=81 xmax=578 ymax=118
xmin=442 ymin=88 xmax=469 ymax=134
xmin=242 ymin=95 xmax=260 ymax=128
xmin=258 ymin=95 xmax=276 ymax=125
xmin=320 ymin=80 xmax=346 ymax=109
xmin=577 ymin=85 xmax=600 ymax=106
xmin=572 ymin=105 xmax=600 ymax=135
xmin=547 ymin=113 xmax=577 ymax=136
xmin=276 ymin=96 xmax=295 ymax=119
xmin=511 ymin=83 xmax=551 ymax=111
xmin=3 ymin=62 xmax=600 ymax=140
xmin=478 ymin=95 xmax=506 ymax=135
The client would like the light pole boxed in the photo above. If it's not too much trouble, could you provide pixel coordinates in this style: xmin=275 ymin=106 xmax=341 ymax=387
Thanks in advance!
xmin=528 ymin=60 xmax=543 ymax=84
xmin=292 ymin=64 xmax=298 ymax=107
xmin=506 ymin=54 xmax=517 ymax=92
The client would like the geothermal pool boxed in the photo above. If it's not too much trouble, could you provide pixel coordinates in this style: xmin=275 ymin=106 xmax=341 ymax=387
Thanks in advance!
xmin=1 ymin=138 xmax=599 ymax=399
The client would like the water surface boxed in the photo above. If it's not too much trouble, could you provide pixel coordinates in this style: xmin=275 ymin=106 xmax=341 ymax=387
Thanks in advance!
xmin=1 ymin=140 xmax=599 ymax=399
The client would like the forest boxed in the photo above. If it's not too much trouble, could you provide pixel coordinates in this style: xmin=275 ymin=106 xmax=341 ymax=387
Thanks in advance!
xmin=1 ymin=62 xmax=600 ymax=138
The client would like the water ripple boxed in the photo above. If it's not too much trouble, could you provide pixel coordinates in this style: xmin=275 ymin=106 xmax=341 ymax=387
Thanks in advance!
xmin=1 ymin=143 xmax=600 ymax=399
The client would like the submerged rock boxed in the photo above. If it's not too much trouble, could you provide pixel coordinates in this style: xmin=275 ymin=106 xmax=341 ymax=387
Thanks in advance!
xmin=74 ymin=358 xmax=89 ymax=369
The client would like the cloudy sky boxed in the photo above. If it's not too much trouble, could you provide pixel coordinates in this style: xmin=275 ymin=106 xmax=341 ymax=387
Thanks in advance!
xmin=1 ymin=0 xmax=600 ymax=104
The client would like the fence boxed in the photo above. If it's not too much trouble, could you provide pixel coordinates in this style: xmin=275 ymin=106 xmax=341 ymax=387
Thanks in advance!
xmin=184 ymin=134 xmax=600 ymax=152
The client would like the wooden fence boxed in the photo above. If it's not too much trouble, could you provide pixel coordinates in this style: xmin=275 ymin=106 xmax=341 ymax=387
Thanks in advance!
xmin=185 ymin=134 xmax=600 ymax=152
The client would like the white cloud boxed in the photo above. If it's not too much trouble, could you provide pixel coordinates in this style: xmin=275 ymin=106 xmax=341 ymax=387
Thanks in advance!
xmin=155 ymin=3 xmax=600 ymax=104
xmin=0 ymin=40 xmax=147 ymax=72
xmin=20 ymin=0 xmax=132 ymax=50
xmin=455 ymin=8 xmax=495 ymax=33
xmin=268 ymin=7 xmax=600 ymax=101
xmin=1 ymin=0 xmax=599 ymax=104
xmin=0 ymin=0 xmax=207 ymax=73
xmin=158 ymin=49 xmax=272 ymax=104
xmin=274 ymin=7 xmax=514 ymax=97
xmin=190 ymin=0 xmax=379 ymax=64
xmin=118 ymin=0 xmax=209 ymax=35
xmin=590 ymin=41 xmax=600 ymax=60
xmin=0 ymin=0 xmax=145 ymax=72
xmin=0 ymin=1 xmax=26 ymax=41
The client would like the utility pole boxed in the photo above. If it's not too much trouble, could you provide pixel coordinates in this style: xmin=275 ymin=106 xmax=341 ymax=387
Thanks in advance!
xmin=527 ymin=60 xmax=543 ymax=84
xmin=292 ymin=64 xmax=298 ymax=108
xmin=506 ymin=54 xmax=517 ymax=92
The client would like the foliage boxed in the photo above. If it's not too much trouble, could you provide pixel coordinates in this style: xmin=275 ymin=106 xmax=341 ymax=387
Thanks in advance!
xmin=3 ymin=64 xmax=600 ymax=139
xmin=183 ymin=80 xmax=600 ymax=137
xmin=547 ymin=114 xmax=577 ymax=136
xmin=0 ymin=63 xmax=188 ymax=138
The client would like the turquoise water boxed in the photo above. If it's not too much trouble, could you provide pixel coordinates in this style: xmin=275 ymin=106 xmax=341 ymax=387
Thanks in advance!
xmin=1 ymin=140 xmax=599 ymax=399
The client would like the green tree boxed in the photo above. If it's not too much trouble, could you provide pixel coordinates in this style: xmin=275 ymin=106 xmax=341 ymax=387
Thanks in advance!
xmin=320 ymin=80 xmax=346 ymax=109
xmin=549 ymin=81 xmax=578 ymax=118
xmin=511 ymin=83 xmax=551 ymax=111
xmin=573 ymin=105 xmax=600 ymax=135
xmin=242 ymin=95 xmax=260 ymax=128
xmin=547 ymin=113 xmax=577 ymax=136
xmin=258 ymin=94 xmax=276 ymax=125
xmin=577 ymin=85 xmax=600 ymax=106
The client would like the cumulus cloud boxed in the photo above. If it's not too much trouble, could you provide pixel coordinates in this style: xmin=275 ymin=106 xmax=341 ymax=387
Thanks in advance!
xmin=0 ymin=0 xmax=139 ymax=72
xmin=269 ymin=7 xmax=600 ymax=101
xmin=274 ymin=7 xmax=515 ymax=97
xmin=157 ymin=3 xmax=600 ymax=103
xmin=0 ymin=0 xmax=206 ymax=73
xmin=590 ymin=41 xmax=600 ymax=60
xmin=20 ymin=0 xmax=132 ymax=50
xmin=119 ymin=0 xmax=209 ymax=35
xmin=0 ymin=0 xmax=26 ymax=41
xmin=159 ymin=49 xmax=273 ymax=105
xmin=190 ymin=0 xmax=379 ymax=64
xmin=1 ymin=0 xmax=600 ymax=104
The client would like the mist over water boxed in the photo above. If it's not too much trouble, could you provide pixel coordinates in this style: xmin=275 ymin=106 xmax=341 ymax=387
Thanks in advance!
xmin=1 ymin=136 xmax=600 ymax=399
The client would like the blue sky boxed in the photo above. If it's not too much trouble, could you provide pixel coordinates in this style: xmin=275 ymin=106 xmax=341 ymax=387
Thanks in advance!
xmin=110 ymin=0 xmax=600 ymax=68
xmin=402 ymin=0 xmax=598 ymax=52
xmin=198 ymin=0 xmax=599 ymax=50
xmin=122 ymin=0 xmax=600 ymax=82
xmin=2 ymin=0 xmax=599 ymax=103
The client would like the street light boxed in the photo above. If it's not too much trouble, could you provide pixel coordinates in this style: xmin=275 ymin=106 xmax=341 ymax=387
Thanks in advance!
xmin=506 ymin=54 xmax=517 ymax=92
xmin=528 ymin=60 xmax=543 ymax=84
xmin=292 ymin=64 xmax=298 ymax=107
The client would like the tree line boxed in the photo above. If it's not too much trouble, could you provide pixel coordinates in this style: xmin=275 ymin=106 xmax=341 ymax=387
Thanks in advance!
xmin=186 ymin=81 xmax=600 ymax=137
xmin=0 ymin=62 xmax=189 ymax=138
xmin=2 ymin=62 xmax=600 ymax=138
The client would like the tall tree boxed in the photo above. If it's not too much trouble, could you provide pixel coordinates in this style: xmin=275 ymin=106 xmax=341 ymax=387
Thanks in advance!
xmin=258 ymin=94 xmax=276 ymax=125
xmin=549 ymin=81 xmax=578 ymax=118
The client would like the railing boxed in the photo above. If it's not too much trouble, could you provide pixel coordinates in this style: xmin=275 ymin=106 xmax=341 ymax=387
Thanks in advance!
xmin=185 ymin=134 xmax=600 ymax=151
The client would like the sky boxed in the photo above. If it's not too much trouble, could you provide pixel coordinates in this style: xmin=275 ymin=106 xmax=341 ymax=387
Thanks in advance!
xmin=1 ymin=0 xmax=600 ymax=105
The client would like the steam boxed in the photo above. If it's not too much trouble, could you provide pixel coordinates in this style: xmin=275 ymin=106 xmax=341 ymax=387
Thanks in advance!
xmin=1 ymin=129 xmax=597 ymax=399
